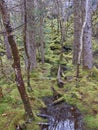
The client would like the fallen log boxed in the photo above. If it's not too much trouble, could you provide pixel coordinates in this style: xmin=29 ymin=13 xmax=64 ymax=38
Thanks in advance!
xmin=51 ymin=96 xmax=65 ymax=105
xmin=51 ymin=86 xmax=62 ymax=100
xmin=37 ymin=122 xmax=50 ymax=126
xmin=37 ymin=114 xmax=51 ymax=119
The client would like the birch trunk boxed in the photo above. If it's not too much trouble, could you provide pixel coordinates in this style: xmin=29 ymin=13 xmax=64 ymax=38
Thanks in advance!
xmin=82 ymin=0 xmax=93 ymax=69
xmin=77 ymin=0 xmax=93 ymax=69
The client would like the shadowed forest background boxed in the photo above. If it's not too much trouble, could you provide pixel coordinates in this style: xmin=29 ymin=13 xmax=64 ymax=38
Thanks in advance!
xmin=0 ymin=0 xmax=98 ymax=130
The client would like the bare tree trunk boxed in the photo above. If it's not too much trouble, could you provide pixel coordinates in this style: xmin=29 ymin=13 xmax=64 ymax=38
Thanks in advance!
xmin=54 ymin=0 xmax=60 ymax=34
xmin=26 ymin=0 xmax=37 ymax=70
xmin=0 ymin=0 xmax=34 ymax=119
xmin=40 ymin=19 xmax=44 ymax=64
xmin=40 ymin=18 xmax=44 ymax=64
xmin=54 ymin=0 xmax=66 ymax=87
xmin=36 ymin=0 xmax=45 ymax=64
xmin=3 ymin=31 xmax=12 ymax=59
xmin=77 ymin=0 xmax=93 ymax=78
xmin=0 ymin=20 xmax=12 ymax=59
xmin=73 ymin=0 xmax=81 ymax=65
xmin=82 ymin=0 xmax=93 ymax=69
xmin=28 ymin=32 xmax=37 ymax=70
xmin=24 ymin=0 xmax=32 ymax=91
xmin=77 ymin=0 xmax=88 ymax=77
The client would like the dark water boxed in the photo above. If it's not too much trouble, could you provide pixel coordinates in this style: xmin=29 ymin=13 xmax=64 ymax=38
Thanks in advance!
xmin=47 ymin=119 xmax=74 ymax=130
xmin=39 ymin=97 xmax=84 ymax=130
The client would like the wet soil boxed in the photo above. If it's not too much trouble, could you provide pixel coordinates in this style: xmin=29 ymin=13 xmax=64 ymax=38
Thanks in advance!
xmin=39 ymin=96 xmax=84 ymax=130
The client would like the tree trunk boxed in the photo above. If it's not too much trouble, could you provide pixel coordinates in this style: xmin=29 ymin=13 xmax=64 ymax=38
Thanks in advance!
xmin=38 ymin=0 xmax=45 ymax=64
xmin=73 ymin=0 xmax=81 ymax=65
xmin=3 ymin=30 xmax=12 ymax=59
xmin=28 ymin=31 xmax=37 ymax=70
xmin=82 ymin=0 xmax=93 ymax=69
xmin=54 ymin=0 xmax=66 ymax=86
xmin=40 ymin=17 xmax=45 ymax=64
xmin=0 ymin=20 xmax=12 ymax=59
xmin=26 ymin=0 xmax=37 ymax=70
xmin=0 ymin=0 xmax=34 ymax=119
xmin=24 ymin=0 xmax=32 ymax=91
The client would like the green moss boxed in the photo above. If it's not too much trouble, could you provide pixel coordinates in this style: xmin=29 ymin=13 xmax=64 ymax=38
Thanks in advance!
xmin=0 ymin=15 xmax=98 ymax=130
xmin=0 ymin=103 xmax=8 ymax=114
xmin=9 ymin=110 xmax=25 ymax=130
xmin=50 ymin=43 xmax=61 ymax=50
xmin=84 ymin=115 xmax=98 ymax=130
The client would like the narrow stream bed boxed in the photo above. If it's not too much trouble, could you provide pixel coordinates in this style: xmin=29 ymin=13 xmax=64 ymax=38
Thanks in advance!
xmin=38 ymin=96 xmax=84 ymax=130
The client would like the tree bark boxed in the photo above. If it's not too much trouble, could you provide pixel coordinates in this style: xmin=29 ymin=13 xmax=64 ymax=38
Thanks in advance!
xmin=3 ymin=30 xmax=12 ymax=59
xmin=24 ymin=0 xmax=32 ymax=91
xmin=0 ymin=20 xmax=12 ymax=59
xmin=82 ymin=0 xmax=93 ymax=69
xmin=54 ymin=0 xmax=66 ymax=86
xmin=0 ymin=0 xmax=34 ymax=119
xmin=38 ymin=0 xmax=45 ymax=64
xmin=40 ymin=17 xmax=45 ymax=64
xmin=26 ymin=0 xmax=37 ymax=70
xmin=73 ymin=0 xmax=81 ymax=65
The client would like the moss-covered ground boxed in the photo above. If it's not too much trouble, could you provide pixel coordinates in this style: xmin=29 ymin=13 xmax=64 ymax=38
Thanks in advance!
xmin=0 ymin=18 xmax=98 ymax=130
xmin=0 ymin=48 xmax=98 ymax=130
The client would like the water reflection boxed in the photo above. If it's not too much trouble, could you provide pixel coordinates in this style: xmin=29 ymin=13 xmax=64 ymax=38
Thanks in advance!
xmin=49 ymin=119 xmax=74 ymax=130
xmin=40 ymin=113 xmax=83 ymax=130
xmin=40 ymin=97 xmax=83 ymax=130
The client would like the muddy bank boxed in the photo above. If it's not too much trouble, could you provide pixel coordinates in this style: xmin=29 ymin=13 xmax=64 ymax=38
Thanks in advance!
xmin=38 ymin=96 xmax=85 ymax=130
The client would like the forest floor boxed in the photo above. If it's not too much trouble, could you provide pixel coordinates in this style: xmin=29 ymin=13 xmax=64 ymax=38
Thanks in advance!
xmin=0 ymin=38 xmax=98 ymax=130
xmin=0 ymin=61 xmax=98 ymax=130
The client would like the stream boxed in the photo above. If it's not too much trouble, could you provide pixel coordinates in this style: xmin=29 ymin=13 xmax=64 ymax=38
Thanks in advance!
xmin=38 ymin=96 xmax=84 ymax=130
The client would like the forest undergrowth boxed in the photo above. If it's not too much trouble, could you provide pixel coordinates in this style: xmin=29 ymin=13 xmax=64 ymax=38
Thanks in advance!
xmin=0 ymin=39 xmax=98 ymax=130
xmin=0 ymin=14 xmax=98 ymax=129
